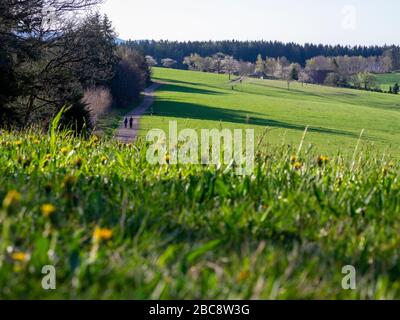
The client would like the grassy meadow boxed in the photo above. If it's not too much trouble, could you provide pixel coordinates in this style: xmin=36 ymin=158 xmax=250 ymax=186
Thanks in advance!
xmin=2 ymin=68 xmax=400 ymax=299
xmin=139 ymin=68 xmax=400 ymax=156
xmin=1 ymin=127 xmax=400 ymax=299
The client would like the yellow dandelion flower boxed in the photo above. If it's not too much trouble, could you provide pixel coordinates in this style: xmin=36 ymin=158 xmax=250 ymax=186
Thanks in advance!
xmin=60 ymin=147 xmax=69 ymax=155
xmin=290 ymin=155 xmax=297 ymax=164
xmin=293 ymin=162 xmax=303 ymax=170
xmin=236 ymin=270 xmax=250 ymax=283
xmin=74 ymin=157 xmax=83 ymax=168
xmin=45 ymin=154 xmax=52 ymax=161
xmin=317 ymin=155 xmax=329 ymax=166
xmin=11 ymin=252 xmax=29 ymax=262
xmin=14 ymin=140 xmax=23 ymax=147
xmin=165 ymin=154 xmax=171 ymax=164
xmin=41 ymin=203 xmax=56 ymax=218
xmin=93 ymin=227 xmax=113 ymax=242
xmin=382 ymin=166 xmax=390 ymax=176
xmin=3 ymin=190 xmax=21 ymax=208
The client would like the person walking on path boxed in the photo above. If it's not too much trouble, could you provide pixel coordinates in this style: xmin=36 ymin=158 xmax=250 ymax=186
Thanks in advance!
xmin=129 ymin=116 xmax=133 ymax=129
xmin=115 ymin=82 xmax=161 ymax=143
xmin=124 ymin=117 xmax=128 ymax=128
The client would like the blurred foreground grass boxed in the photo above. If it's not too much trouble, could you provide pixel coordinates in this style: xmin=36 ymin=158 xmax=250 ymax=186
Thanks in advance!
xmin=1 ymin=127 xmax=400 ymax=299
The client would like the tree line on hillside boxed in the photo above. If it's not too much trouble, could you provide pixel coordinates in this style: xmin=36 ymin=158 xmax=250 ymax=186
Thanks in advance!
xmin=127 ymin=40 xmax=400 ymax=69
xmin=147 ymin=51 xmax=400 ymax=93
xmin=181 ymin=53 xmax=253 ymax=80
xmin=303 ymin=54 xmax=399 ymax=92
xmin=0 ymin=0 xmax=150 ymax=131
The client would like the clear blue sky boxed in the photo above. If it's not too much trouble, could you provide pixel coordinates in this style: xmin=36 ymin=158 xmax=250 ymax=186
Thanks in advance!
xmin=101 ymin=0 xmax=400 ymax=45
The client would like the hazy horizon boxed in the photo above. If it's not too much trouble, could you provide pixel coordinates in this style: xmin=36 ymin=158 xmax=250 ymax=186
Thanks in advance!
xmin=101 ymin=0 xmax=400 ymax=46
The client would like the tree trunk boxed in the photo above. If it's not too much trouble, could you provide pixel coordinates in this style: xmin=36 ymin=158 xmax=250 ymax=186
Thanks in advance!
xmin=24 ymin=95 xmax=35 ymax=127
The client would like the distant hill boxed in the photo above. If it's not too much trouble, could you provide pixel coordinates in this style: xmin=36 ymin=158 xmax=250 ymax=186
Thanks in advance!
xmin=124 ymin=39 xmax=399 ymax=68
xmin=115 ymin=38 xmax=126 ymax=45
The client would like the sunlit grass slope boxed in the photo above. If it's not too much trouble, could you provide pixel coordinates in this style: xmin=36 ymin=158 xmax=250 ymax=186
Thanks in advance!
xmin=139 ymin=68 xmax=400 ymax=156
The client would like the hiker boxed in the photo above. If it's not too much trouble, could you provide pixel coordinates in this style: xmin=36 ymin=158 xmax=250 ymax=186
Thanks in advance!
xmin=129 ymin=116 xmax=133 ymax=129
xmin=124 ymin=117 xmax=128 ymax=128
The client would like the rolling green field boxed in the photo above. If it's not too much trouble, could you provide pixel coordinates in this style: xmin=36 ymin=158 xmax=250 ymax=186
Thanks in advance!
xmin=376 ymin=73 xmax=400 ymax=91
xmin=139 ymin=68 xmax=400 ymax=156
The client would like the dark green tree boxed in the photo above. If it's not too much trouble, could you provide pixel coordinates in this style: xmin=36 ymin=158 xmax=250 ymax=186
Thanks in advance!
xmin=393 ymin=83 xmax=399 ymax=94
xmin=290 ymin=66 xmax=299 ymax=81
xmin=71 ymin=13 xmax=118 ymax=88
xmin=0 ymin=0 xmax=102 ymax=129
xmin=111 ymin=47 xmax=150 ymax=107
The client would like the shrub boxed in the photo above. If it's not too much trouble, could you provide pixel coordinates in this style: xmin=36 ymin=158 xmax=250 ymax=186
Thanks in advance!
xmin=324 ymin=73 xmax=340 ymax=87
xmin=83 ymin=87 xmax=113 ymax=124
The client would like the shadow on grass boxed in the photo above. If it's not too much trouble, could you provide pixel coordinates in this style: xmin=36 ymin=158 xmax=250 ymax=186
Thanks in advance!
xmin=248 ymin=81 xmax=400 ymax=111
xmin=161 ymin=78 xmax=399 ymax=115
xmin=158 ymin=83 xmax=227 ymax=96
xmin=156 ymin=77 xmax=237 ymax=92
xmin=146 ymin=97 xmax=359 ymax=138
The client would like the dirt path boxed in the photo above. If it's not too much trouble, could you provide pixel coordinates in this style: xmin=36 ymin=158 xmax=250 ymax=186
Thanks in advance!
xmin=115 ymin=82 xmax=161 ymax=143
